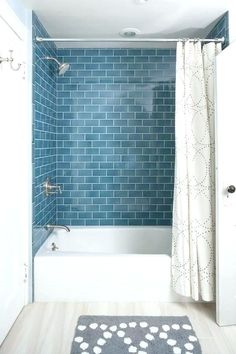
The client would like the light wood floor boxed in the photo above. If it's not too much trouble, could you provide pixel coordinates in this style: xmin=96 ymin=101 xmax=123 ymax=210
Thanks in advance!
xmin=0 ymin=302 xmax=236 ymax=354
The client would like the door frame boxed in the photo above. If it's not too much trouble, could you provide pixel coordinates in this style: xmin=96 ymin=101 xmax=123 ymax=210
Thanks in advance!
xmin=215 ymin=41 xmax=236 ymax=326
xmin=0 ymin=0 xmax=32 ymax=305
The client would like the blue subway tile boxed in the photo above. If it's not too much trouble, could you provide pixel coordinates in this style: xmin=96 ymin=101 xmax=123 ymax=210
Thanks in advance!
xmin=33 ymin=14 xmax=179 ymax=228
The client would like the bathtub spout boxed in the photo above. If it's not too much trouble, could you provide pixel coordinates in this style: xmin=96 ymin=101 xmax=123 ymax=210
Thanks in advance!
xmin=45 ymin=224 xmax=70 ymax=232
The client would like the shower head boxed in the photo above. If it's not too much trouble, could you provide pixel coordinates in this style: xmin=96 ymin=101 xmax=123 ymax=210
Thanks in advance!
xmin=44 ymin=56 xmax=70 ymax=75
xmin=58 ymin=62 xmax=70 ymax=75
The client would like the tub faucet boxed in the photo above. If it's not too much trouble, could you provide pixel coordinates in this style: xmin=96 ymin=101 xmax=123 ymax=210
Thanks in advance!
xmin=45 ymin=224 xmax=70 ymax=232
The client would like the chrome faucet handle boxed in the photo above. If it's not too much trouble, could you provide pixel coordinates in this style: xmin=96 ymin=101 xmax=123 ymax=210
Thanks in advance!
xmin=43 ymin=178 xmax=62 ymax=196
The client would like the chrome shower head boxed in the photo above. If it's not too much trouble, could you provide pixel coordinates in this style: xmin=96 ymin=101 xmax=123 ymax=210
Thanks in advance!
xmin=58 ymin=62 xmax=70 ymax=75
xmin=44 ymin=56 xmax=70 ymax=75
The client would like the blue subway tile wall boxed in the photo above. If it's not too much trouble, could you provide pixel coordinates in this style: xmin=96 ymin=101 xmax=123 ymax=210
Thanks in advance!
xmin=32 ymin=12 xmax=230 ymax=232
xmin=56 ymin=48 xmax=176 ymax=226
xmin=207 ymin=12 xmax=229 ymax=49
xmin=32 ymin=13 xmax=57 ymax=255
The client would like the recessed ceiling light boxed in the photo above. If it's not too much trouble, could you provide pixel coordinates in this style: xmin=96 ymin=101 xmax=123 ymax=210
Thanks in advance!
xmin=135 ymin=0 xmax=149 ymax=4
xmin=119 ymin=28 xmax=141 ymax=37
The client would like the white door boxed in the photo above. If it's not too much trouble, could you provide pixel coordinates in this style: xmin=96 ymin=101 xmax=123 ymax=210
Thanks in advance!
xmin=0 ymin=3 xmax=29 ymax=344
xmin=216 ymin=41 xmax=236 ymax=326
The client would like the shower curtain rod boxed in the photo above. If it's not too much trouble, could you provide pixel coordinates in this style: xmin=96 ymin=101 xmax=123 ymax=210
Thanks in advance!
xmin=35 ymin=36 xmax=225 ymax=43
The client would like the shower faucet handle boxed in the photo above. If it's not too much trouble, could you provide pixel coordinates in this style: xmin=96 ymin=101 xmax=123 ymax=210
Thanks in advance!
xmin=43 ymin=177 xmax=62 ymax=196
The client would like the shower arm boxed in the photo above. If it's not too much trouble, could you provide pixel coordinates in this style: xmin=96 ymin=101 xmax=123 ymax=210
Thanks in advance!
xmin=44 ymin=56 xmax=61 ymax=65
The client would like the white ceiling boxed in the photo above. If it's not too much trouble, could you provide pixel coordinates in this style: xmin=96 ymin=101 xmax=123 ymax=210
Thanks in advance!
xmin=22 ymin=0 xmax=229 ymax=48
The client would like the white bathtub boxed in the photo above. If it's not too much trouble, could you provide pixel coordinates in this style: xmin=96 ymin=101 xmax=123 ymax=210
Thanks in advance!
xmin=34 ymin=227 xmax=183 ymax=302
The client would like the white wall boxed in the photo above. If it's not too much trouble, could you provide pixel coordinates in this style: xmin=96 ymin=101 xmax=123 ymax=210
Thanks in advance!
xmin=7 ymin=0 xmax=26 ymax=24
xmin=3 ymin=0 xmax=33 ymax=302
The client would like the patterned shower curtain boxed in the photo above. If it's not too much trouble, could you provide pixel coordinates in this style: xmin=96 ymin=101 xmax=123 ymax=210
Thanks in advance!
xmin=172 ymin=41 xmax=221 ymax=301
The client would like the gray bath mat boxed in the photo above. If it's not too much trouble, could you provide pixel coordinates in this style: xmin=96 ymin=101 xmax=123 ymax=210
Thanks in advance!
xmin=71 ymin=316 xmax=202 ymax=354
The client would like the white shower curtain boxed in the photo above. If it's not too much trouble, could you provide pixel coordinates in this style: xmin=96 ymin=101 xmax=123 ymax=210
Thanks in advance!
xmin=172 ymin=41 xmax=221 ymax=301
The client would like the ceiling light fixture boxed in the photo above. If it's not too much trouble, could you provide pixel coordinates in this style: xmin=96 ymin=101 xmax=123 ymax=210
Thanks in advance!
xmin=119 ymin=28 xmax=141 ymax=38
xmin=135 ymin=0 xmax=149 ymax=4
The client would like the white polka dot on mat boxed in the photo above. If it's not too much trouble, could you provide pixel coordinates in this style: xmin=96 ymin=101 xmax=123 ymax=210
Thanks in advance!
xmin=100 ymin=324 xmax=108 ymax=330
xmin=74 ymin=336 xmax=83 ymax=343
xmin=182 ymin=324 xmax=192 ymax=330
xmin=188 ymin=335 xmax=197 ymax=342
xmin=145 ymin=333 xmax=154 ymax=341
xmin=173 ymin=347 xmax=181 ymax=354
xmin=93 ymin=346 xmax=102 ymax=354
xmin=81 ymin=352 xmax=89 ymax=354
xmin=129 ymin=345 xmax=137 ymax=353
xmin=124 ymin=337 xmax=132 ymax=345
xmin=150 ymin=326 xmax=158 ymax=333
xmin=90 ymin=323 xmax=98 ymax=329
xmin=120 ymin=323 xmax=127 ymax=329
xmin=184 ymin=343 xmax=194 ymax=350
xmin=129 ymin=322 xmax=137 ymax=328
xmin=117 ymin=330 xmax=125 ymax=337
xmin=103 ymin=331 xmax=112 ymax=339
xmin=167 ymin=339 xmax=177 ymax=346
xmin=139 ymin=322 xmax=148 ymax=328
xmin=110 ymin=325 xmax=117 ymax=332
xmin=138 ymin=351 xmax=147 ymax=354
xmin=97 ymin=338 xmax=106 ymax=346
xmin=172 ymin=324 xmax=180 ymax=330
xmin=159 ymin=332 xmax=168 ymax=339
xmin=162 ymin=325 xmax=170 ymax=331
xmin=80 ymin=342 xmax=89 ymax=350
xmin=78 ymin=325 xmax=86 ymax=331
xmin=139 ymin=341 xmax=148 ymax=349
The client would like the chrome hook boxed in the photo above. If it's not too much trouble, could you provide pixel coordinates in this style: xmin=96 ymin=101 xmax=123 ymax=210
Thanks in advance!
xmin=9 ymin=50 xmax=21 ymax=71
xmin=0 ymin=50 xmax=21 ymax=71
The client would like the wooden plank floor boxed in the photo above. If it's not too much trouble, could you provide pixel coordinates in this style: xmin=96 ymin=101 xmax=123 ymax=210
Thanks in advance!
xmin=0 ymin=302 xmax=236 ymax=354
